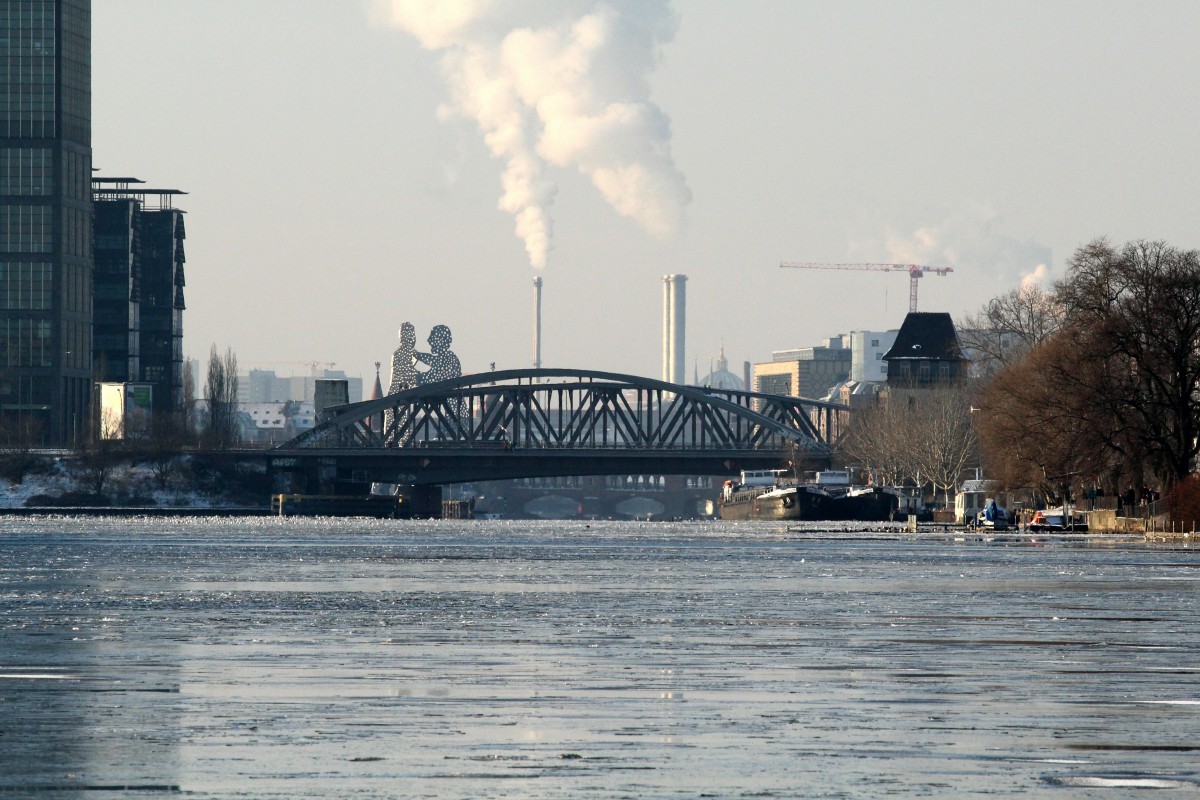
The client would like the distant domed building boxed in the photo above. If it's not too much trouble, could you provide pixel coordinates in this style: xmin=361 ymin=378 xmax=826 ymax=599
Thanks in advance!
xmin=696 ymin=346 xmax=744 ymax=391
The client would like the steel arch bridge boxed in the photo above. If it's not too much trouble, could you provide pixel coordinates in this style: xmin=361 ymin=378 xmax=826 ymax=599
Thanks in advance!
xmin=269 ymin=369 xmax=845 ymax=487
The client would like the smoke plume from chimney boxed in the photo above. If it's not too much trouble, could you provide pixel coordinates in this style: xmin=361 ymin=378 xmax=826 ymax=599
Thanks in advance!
xmin=379 ymin=0 xmax=692 ymax=269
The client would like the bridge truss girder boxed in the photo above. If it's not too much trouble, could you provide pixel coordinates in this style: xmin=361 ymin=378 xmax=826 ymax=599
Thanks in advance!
xmin=274 ymin=369 xmax=844 ymax=486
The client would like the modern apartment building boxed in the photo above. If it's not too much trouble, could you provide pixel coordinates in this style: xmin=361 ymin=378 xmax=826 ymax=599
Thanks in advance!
xmin=0 ymin=0 xmax=92 ymax=444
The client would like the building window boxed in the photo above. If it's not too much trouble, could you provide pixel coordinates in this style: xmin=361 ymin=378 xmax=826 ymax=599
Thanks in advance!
xmin=0 ymin=318 xmax=53 ymax=368
xmin=0 ymin=262 xmax=53 ymax=309
xmin=758 ymin=374 xmax=793 ymax=396
xmin=0 ymin=149 xmax=52 ymax=196
xmin=0 ymin=206 xmax=53 ymax=253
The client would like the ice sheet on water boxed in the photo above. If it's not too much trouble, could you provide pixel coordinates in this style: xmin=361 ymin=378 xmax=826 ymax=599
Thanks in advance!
xmin=2 ymin=520 xmax=1199 ymax=798
xmin=1044 ymin=775 xmax=1199 ymax=789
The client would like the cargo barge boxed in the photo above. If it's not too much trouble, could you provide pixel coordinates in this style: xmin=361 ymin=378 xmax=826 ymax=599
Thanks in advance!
xmin=718 ymin=470 xmax=899 ymax=522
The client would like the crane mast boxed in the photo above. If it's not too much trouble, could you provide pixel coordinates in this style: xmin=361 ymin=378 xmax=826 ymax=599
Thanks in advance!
xmin=779 ymin=262 xmax=954 ymax=312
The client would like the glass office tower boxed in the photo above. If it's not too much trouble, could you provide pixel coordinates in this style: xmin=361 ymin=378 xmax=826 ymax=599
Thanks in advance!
xmin=93 ymin=177 xmax=187 ymax=416
xmin=0 ymin=0 xmax=92 ymax=445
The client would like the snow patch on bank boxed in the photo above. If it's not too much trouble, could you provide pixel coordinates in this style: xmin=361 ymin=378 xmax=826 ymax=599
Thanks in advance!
xmin=0 ymin=456 xmax=232 ymax=509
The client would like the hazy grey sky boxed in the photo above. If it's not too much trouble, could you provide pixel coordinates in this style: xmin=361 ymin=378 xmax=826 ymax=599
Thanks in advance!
xmin=93 ymin=1 xmax=1200 ymax=383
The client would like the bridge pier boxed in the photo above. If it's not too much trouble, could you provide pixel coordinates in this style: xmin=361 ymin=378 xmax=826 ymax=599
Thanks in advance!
xmin=266 ymin=458 xmax=445 ymax=518
xmin=396 ymin=484 xmax=443 ymax=518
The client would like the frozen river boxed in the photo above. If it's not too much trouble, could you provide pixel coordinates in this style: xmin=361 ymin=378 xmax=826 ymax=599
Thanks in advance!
xmin=1 ymin=517 xmax=1198 ymax=798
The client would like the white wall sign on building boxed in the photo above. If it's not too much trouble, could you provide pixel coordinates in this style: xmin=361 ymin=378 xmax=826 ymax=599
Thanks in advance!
xmin=96 ymin=382 xmax=153 ymax=440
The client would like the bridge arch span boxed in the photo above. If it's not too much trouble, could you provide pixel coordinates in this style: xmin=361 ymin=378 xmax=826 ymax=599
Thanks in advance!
xmin=284 ymin=368 xmax=830 ymax=453
xmin=270 ymin=369 xmax=836 ymax=486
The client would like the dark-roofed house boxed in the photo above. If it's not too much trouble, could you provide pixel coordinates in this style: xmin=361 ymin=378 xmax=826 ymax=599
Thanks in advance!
xmin=882 ymin=312 xmax=968 ymax=387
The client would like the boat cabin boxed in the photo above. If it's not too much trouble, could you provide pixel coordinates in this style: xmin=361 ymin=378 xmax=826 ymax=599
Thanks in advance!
xmin=815 ymin=470 xmax=851 ymax=487
xmin=738 ymin=469 xmax=787 ymax=488
xmin=955 ymin=479 xmax=1003 ymax=524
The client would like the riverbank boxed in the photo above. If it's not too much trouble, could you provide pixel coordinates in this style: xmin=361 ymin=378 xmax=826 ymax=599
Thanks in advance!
xmin=0 ymin=450 xmax=269 ymax=511
xmin=0 ymin=506 xmax=270 ymax=517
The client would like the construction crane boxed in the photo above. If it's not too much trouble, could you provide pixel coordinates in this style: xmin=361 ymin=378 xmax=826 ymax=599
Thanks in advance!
xmin=779 ymin=262 xmax=954 ymax=313
xmin=301 ymin=360 xmax=337 ymax=378
xmin=244 ymin=360 xmax=337 ymax=377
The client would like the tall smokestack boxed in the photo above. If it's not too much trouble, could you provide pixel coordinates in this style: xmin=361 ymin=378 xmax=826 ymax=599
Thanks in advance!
xmin=670 ymin=274 xmax=686 ymax=385
xmin=661 ymin=274 xmax=687 ymax=385
xmin=662 ymin=276 xmax=671 ymax=383
xmin=533 ymin=276 xmax=543 ymax=370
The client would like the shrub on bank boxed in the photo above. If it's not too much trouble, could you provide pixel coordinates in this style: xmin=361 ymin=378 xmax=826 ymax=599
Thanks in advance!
xmin=1165 ymin=475 xmax=1200 ymax=530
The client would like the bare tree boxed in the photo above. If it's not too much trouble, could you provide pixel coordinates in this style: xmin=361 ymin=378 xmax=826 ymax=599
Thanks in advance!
xmin=182 ymin=355 xmax=197 ymax=441
xmin=203 ymin=345 xmax=240 ymax=450
xmin=137 ymin=413 xmax=189 ymax=489
xmin=958 ymin=282 xmax=1064 ymax=378
xmin=908 ymin=385 xmax=979 ymax=507
xmin=839 ymin=396 xmax=914 ymax=487
xmin=839 ymin=384 xmax=978 ymax=503
xmin=76 ymin=439 xmax=120 ymax=499
xmin=0 ymin=415 xmax=46 ymax=484
xmin=976 ymin=323 xmax=1137 ymax=503
xmin=1055 ymin=239 xmax=1200 ymax=485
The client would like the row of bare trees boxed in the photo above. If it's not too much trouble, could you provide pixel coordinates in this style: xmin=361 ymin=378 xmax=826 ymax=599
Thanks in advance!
xmin=838 ymin=385 xmax=978 ymax=507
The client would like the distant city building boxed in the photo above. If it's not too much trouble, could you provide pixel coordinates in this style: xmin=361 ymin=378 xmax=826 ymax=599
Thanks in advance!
xmin=769 ymin=334 xmax=850 ymax=363
xmin=831 ymin=379 xmax=884 ymax=408
xmin=753 ymin=334 xmax=851 ymax=400
xmin=368 ymin=362 xmax=383 ymax=433
xmin=695 ymin=345 xmax=743 ymax=391
xmin=92 ymin=178 xmax=187 ymax=415
xmin=882 ymin=312 xmax=967 ymax=387
xmin=238 ymin=401 xmax=315 ymax=445
xmin=0 ymin=0 xmax=93 ymax=444
xmin=849 ymin=329 xmax=898 ymax=382
xmin=237 ymin=368 xmax=363 ymax=405
xmin=243 ymin=369 xmax=280 ymax=403
xmin=314 ymin=378 xmax=349 ymax=415
xmin=370 ymin=362 xmax=383 ymax=401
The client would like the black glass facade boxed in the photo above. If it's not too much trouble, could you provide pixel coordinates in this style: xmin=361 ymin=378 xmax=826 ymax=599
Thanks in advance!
xmin=137 ymin=208 xmax=185 ymax=413
xmin=0 ymin=0 xmax=91 ymax=444
xmin=92 ymin=183 xmax=186 ymax=415
xmin=92 ymin=198 xmax=139 ymax=384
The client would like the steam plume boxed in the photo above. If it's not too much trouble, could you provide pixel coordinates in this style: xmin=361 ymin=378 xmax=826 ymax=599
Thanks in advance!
xmin=1019 ymin=262 xmax=1050 ymax=289
xmin=379 ymin=0 xmax=691 ymax=269
xmin=865 ymin=208 xmax=1053 ymax=292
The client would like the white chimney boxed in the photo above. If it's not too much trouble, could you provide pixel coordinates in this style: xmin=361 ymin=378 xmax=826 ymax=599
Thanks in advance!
xmin=662 ymin=276 xmax=672 ymax=382
xmin=662 ymin=274 xmax=687 ymax=385
xmin=533 ymin=276 xmax=543 ymax=370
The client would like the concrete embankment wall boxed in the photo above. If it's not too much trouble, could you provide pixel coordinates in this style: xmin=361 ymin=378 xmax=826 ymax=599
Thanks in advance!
xmin=1088 ymin=508 xmax=1145 ymax=533
xmin=1089 ymin=508 xmax=1200 ymax=541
